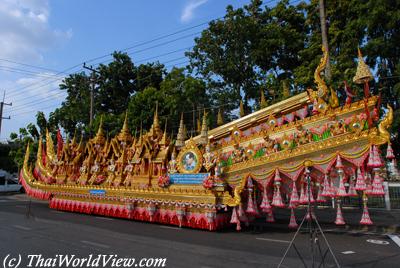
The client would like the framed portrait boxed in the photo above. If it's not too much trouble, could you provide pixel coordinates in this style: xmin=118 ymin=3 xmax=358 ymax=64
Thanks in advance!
xmin=176 ymin=139 xmax=203 ymax=174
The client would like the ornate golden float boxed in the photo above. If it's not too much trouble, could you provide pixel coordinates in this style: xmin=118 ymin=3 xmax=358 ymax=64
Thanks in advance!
xmin=20 ymin=47 xmax=396 ymax=230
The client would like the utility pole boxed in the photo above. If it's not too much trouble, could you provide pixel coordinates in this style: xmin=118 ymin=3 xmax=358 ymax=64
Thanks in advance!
xmin=83 ymin=63 xmax=99 ymax=128
xmin=0 ymin=91 xmax=12 ymax=136
xmin=319 ymin=0 xmax=332 ymax=81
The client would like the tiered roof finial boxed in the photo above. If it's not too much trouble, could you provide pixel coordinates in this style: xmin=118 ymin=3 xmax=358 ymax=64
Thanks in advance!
xmin=117 ymin=111 xmax=132 ymax=142
xmin=217 ymin=108 xmax=224 ymax=126
xmin=93 ymin=116 xmax=106 ymax=144
xmin=160 ymin=119 xmax=168 ymax=146
xmin=24 ymin=142 xmax=30 ymax=168
xmin=199 ymin=109 xmax=208 ymax=145
xmin=136 ymin=122 xmax=143 ymax=147
xmin=353 ymin=48 xmax=374 ymax=98
xmin=196 ymin=117 xmax=201 ymax=133
xmin=239 ymin=100 xmax=245 ymax=118
xmin=71 ymin=129 xmax=77 ymax=146
xmin=353 ymin=48 xmax=373 ymax=84
xmin=175 ymin=113 xmax=186 ymax=148
xmin=46 ymin=128 xmax=56 ymax=164
xmin=153 ymin=101 xmax=161 ymax=133
xmin=260 ymin=89 xmax=267 ymax=108
xmin=282 ymin=80 xmax=290 ymax=99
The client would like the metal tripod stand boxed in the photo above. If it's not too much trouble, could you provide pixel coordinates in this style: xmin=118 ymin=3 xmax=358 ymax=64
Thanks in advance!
xmin=278 ymin=167 xmax=340 ymax=268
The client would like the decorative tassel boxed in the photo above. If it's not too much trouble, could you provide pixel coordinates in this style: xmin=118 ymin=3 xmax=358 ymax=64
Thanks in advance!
xmin=238 ymin=204 xmax=249 ymax=226
xmin=299 ymin=183 xmax=307 ymax=204
xmin=289 ymin=181 xmax=299 ymax=208
xmin=334 ymin=204 xmax=345 ymax=225
xmin=304 ymin=181 xmax=316 ymax=203
xmin=365 ymin=183 xmax=374 ymax=196
xmin=271 ymin=185 xmax=285 ymax=208
xmin=260 ymin=186 xmax=270 ymax=212
xmin=336 ymin=155 xmax=344 ymax=169
xmin=246 ymin=191 xmax=256 ymax=215
xmin=230 ymin=207 xmax=242 ymax=231
xmin=260 ymin=188 xmax=272 ymax=213
xmin=367 ymin=146 xmax=374 ymax=168
xmin=329 ymin=179 xmax=337 ymax=197
xmin=266 ymin=209 xmax=275 ymax=223
xmin=347 ymin=178 xmax=358 ymax=197
xmin=386 ymin=143 xmax=395 ymax=159
xmin=336 ymin=173 xmax=348 ymax=197
xmin=321 ymin=173 xmax=330 ymax=197
xmin=360 ymin=198 xmax=373 ymax=225
xmin=230 ymin=207 xmax=239 ymax=224
xmin=253 ymin=195 xmax=260 ymax=216
xmin=371 ymin=170 xmax=385 ymax=196
xmin=274 ymin=169 xmax=282 ymax=182
xmin=374 ymin=146 xmax=384 ymax=168
xmin=288 ymin=209 xmax=298 ymax=229
xmin=316 ymin=184 xmax=326 ymax=202
xmin=355 ymin=167 xmax=366 ymax=191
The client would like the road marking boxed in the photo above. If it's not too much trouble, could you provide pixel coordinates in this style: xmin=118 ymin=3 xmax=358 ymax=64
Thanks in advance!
xmin=160 ymin=226 xmax=181 ymax=230
xmin=50 ymin=210 xmax=64 ymax=214
xmin=256 ymin=237 xmax=290 ymax=243
xmin=366 ymin=239 xmax=389 ymax=245
xmin=15 ymin=205 xmax=26 ymax=208
xmin=13 ymin=225 xmax=32 ymax=231
xmin=81 ymin=240 xmax=110 ymax=249
xmin=341 ymin=251 xmax=355 ymax=255
xmin=388 ymin=235 xmax=400 ymax=248
xmin=95 ymin=216 xmax=114 ymax=220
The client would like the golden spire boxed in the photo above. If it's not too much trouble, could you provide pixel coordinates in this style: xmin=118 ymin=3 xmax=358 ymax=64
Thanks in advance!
xmin=71 ymin=130 xmax=77 ymax=146
xmin=77 ymin=134 xmax=84 ymax=151
xmin=217 ymin=108 xmax=224 ymax=126
xmin=94 ymin=116 xmax=105 ymax=144
xmin=260 ymin=89 xmax=267 ymax=108
xmin=282 ymin=80 xmax=290 ymax=99
xmin=199 ymin=109 xmax=208 ymax=145
xmin=24 ymin=142 xmax=30 ymax=169
xmin=36 ymin=136 xmax=42 ymax=166
xmin=136 ymin=123 xmax=143 ymax=147
xmin=117 ymin=111 xmax=132 ymax=142
xmin=152 ymin=101 xmax=161 ymax=135
xmin=239 ymin=100 xmax=245 ymax=118
xmin=160 ymin=119 xmax=168 ymax=146
xmin=183 ymin=125 xmax=188 ymax=139
xmin=175 ymin=113 xmax=185 ymax=148
xmin=46 ymin=128 xmax=56 ymax=164
xmin=196 ymin=117 xmax=201 ymax=133
xmin=353 ymin=47 xmax=373 ymax=84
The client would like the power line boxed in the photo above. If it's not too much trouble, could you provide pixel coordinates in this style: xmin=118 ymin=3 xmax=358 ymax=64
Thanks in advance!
xmin=8 ymin=55 xmax=189 ymax=112
xmin=6 ymin=32 xmax=200 ymax=100
xmin=5 ymin=21 xmax=211 ymax=97
xmin=7 ymin=60 xmax=189 ymax=117
xmin=0 ymin=58 xmax=64 ymax=74
xmin=3 ymin=0 xmax=291 ymax=98
xmin=5 ymin=0 xmax=295 ymax=118
xmin=0 ymin=66 xmax=64 ymax=79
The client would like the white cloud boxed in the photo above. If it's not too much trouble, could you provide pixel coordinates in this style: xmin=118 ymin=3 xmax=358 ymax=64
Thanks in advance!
xmin=181 ymin=0 xmax=208 ymax=23
xmin=0 ymin=0 xmax=72 ymax=62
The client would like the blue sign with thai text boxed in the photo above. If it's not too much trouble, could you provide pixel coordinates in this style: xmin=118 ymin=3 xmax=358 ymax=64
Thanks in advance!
xmin=89 ymin=189 xmax=106 ymax=195
xmin=169 ymin=173 xmax=209 ymax=184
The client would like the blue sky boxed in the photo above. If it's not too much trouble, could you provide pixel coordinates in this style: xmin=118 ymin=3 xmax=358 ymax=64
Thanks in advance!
xmin=0 ymin=0 xmax=281 ymax=141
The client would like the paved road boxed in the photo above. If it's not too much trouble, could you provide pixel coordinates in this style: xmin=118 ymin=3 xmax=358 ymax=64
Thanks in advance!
xmin=0 ymin=194 xmax=399 ymax=268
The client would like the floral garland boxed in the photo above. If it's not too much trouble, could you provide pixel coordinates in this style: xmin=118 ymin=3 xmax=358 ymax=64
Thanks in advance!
xmin=158 ymin=175 xmax=170 ymax=188
xmin=203 ymin=175 xmax=214 ymax=189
